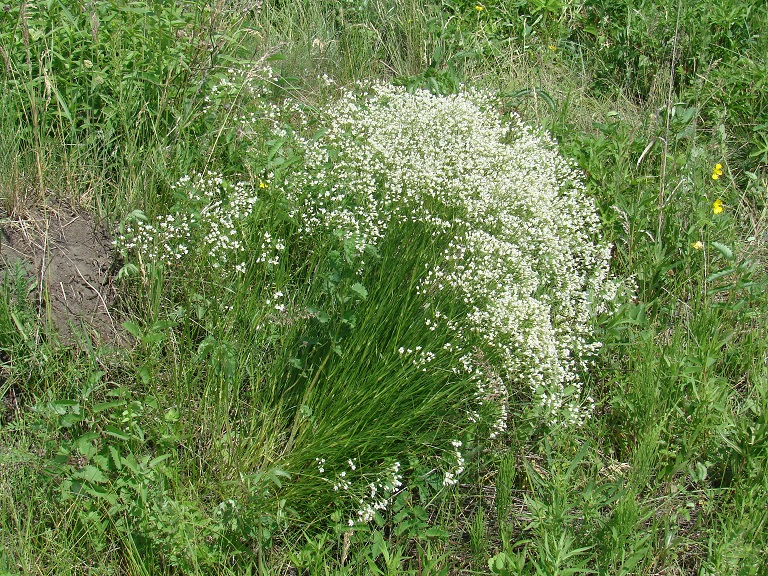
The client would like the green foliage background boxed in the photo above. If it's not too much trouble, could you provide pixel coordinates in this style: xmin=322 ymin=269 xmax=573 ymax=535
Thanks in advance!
xmin=1 ymin=0 xmax=767 ymax=574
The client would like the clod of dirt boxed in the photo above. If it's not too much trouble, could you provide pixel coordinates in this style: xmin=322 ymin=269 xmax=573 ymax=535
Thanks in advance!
xmin=0 ymin=200 xmax=118 ymax=345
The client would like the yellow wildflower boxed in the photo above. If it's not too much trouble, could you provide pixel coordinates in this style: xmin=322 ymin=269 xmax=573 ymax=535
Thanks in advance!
xmin=691 ymin=240 xmax=704 ymax=250
xmin=712 ymin=198 xmax=724 ymax=215
xmin=259 ymin=181 xmax=268 ymax=189
xmin=475 ymin=4 xmax=484 ymax=10
xmin=548 ymin=45 xmax=557 ymax=51
xmin=711 ymin=163 xmax=723 ymax=180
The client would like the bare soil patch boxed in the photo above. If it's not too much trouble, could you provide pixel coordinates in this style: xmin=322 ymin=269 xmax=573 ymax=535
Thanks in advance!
xmin=1 ymin=200 xmax=118 ymax=345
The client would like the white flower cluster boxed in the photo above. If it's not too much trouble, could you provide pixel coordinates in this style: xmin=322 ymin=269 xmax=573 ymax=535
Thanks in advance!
xmin=471 ymin=357 xmax=509 ymax=440
xmin=117 ymin=171 xmax=284 ymax=275
xmin=443 ymin=440 xmax=466 ymax=487
xmin=265 ymin=289 xmax=287 ymax=313
xmin=317 ymin=458 xmax=404 ymax=526
xmin=202 ymin=64 xmax=276 ymax=116
xmin=397 ymin=345 xmax=437 ymax=371
xmin=272 ymin=83 xmax=616 ymax=426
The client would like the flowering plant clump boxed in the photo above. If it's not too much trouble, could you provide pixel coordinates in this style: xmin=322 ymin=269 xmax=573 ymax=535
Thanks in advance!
xmin=315 ymin=458 xmax=404 ymax=526
xmin=117 ymin=83 xmax=618 ymax=518
xmin=116 ymin=171 xmax=285 ymax=276
xmin=272 ymin=84 xmax=617 ymax=429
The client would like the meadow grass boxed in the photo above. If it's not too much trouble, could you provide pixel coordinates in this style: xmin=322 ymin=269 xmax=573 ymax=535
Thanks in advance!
xmin=1 ymin=1 xmax=767 ymax=574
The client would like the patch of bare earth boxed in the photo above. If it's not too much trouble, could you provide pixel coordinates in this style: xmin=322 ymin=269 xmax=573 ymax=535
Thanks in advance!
xmin=0 ymin=199 xmax=119 ymax=345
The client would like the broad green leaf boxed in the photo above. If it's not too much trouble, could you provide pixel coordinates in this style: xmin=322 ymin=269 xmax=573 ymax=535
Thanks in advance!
xmin=350 ymin=283 xmax=368 ymax=300
xmin=77 ymin=436 xmax=98 ymax=460
xmin=706 ymin=267 xmax=735 ymax=283
xmin=93 ymin=400 xmax=126 ymax=413
xmin=308 ymin=307 xmax=330 ymax=324
xmin=148 ymin=454 xmax=171 ymax=469
xmin=60 ymin=414 xmax=83 ymax=427
xmin=142 ymin=332 xmax=166 ymax=344
xmin=86 ymin=484 xmax=118 ymax=506
xmin=104 ymin=425 xmax=130 ymax=441
xmin=127 ymin=209 xmax=147 ymax=222
xmin=122 ymin=321 xmax=142 ymax=338
xmin=711 ymin=241 xmax=733 ymax=260
xmin=109 ymin=445 xmax=122 ymax=470
xmin=122 ymin=453 xmax=139 ymax=474
xmin=75 ymin=465 xmax=108 ymax=484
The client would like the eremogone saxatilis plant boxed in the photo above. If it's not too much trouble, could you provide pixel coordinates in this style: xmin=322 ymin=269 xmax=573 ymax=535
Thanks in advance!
xmin=280 ymin=83 xmax=617 ymax=432
xmin=117 ymin=80 xmax=618 ymax=522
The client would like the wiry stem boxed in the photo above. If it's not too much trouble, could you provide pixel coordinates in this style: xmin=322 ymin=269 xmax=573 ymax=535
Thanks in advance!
xmin=19 ymin=1 xmax=45 ymax=196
